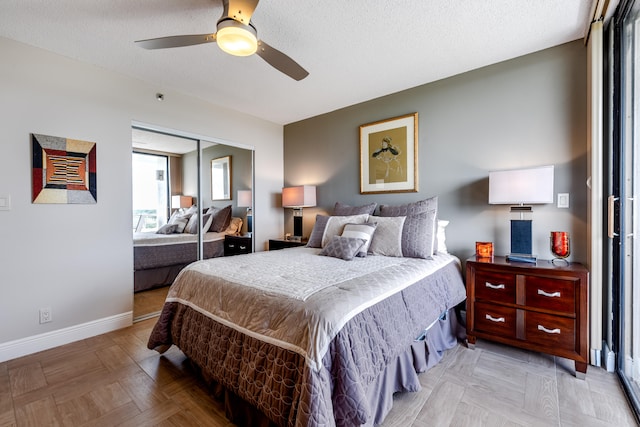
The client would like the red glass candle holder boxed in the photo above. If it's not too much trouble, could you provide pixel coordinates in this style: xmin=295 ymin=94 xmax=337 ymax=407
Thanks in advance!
xmin=550 ymin=231 xmax=570 ymax=264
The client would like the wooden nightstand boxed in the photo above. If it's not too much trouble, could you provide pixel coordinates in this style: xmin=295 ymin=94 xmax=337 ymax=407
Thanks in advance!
xmin=268 ymin=239 xmax=307 ymax=251
xmin=466 ymin=256 xmax=589 ymax=378
xmin=224 ymin=235 xmax=252 ymax=256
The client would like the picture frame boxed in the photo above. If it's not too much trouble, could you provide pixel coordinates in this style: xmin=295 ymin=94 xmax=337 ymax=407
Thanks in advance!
xmin=359 ymin=113 xmax=418 ymax=194
xmin=211 ymin=155 xmax=232 ymax=200
xmin=31 ymin=133 xmax=97 ymax=204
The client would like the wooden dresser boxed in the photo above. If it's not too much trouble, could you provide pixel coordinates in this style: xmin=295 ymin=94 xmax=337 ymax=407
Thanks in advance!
xmin=224 ymin=235 xmax=252 ymax=256
xmin=466 ymin=256 xmax=589 ymax=378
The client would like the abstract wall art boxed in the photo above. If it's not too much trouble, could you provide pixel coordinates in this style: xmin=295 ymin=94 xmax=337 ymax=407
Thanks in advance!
xmin=31 ymin=133 xmax=97 ymax=204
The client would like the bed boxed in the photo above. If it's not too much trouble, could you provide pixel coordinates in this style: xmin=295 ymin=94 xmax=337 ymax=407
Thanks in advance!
xmin=133 ymin=214 xmax=243 ymax=292
xmin=148 ymin=200 xmax=466 ymax=427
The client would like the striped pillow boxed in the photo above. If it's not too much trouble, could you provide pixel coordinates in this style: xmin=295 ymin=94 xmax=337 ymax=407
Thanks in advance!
xmin=341 ymin=222 xmax=377 ymax=257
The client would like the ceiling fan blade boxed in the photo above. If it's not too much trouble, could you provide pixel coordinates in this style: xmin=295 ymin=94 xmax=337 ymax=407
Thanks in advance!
xmin=222 ymin=0 xmax=259 ymax=25
xmin=135 ymin=34 xmax=216 ymax=50
xmin=256 ymin=40 xmax=309 ymax=81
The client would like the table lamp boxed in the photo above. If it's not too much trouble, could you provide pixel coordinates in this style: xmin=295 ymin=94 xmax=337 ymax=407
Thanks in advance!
xmin=237 ymin=190 xmax=252 ymax=236
xmin=489 ymin=165 xmax=554 ymax=262
xmin=282 ymin=185 xmax=316 ymax=240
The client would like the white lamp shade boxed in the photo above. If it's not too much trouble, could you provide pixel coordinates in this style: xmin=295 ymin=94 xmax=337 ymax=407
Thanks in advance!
xmin=171 ymin=195 xmax=193 ymax=209
xmin=237 ymin=190 xmax=252 ymax=208
xmin=282 ymin=185 xmax=316 ymax=208
xmin=489 ymin=165 xmax=554 ymax=205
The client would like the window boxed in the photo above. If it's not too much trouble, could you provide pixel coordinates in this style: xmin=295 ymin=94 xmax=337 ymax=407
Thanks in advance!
xmin=132 ymin=152 xmax=169 ymax=232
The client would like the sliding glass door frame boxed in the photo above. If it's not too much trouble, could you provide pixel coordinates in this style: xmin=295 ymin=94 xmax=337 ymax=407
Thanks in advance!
xmin=609 ymin=0 xmax=640 ymax=421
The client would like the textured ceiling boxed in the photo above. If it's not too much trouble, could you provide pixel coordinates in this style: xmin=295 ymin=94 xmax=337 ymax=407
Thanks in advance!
xmin=1 ymin=0 xmax=594 ymax=125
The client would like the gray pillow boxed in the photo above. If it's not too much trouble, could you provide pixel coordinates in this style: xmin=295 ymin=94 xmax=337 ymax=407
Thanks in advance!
xmin=367 ymin=216 xmax=405 ymax=257
xmin=333 ymin=202 xmax=377 ymax=216
xmin=156 ymin=223 xmax=179 ymax=234
xmin=185 ymin=213 xmax=213 ymax=234
xmin=307 ymin=215 xmax=330 ymax=248
xmin=207 ymin=205 xmax=232 ymax=232
xmin=319 ymin=236 xmax=366 ymax=261
xmin=341 ymin=222 xmax=377 ymax=257
xmin=306 ymin=214 xmax=369 ymax=248
xmin=379 ymin=197 xmax=438 ymax=259
xmin=168 ymin=212 xmax=191 ymax=233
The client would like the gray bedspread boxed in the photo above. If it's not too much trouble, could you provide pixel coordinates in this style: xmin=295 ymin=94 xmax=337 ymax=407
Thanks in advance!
xmin=133 ymin=231 xmax=226 ymax=270
xmin=148 ymin=250 xmax=466 ymax=426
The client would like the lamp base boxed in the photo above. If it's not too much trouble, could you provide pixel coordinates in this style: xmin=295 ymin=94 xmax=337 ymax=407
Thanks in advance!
xmin=507 ymin=254 xmax=537 ymax=264
xmin=510 ymin=219 xmax=532 ymax=256
xmin=293 ymin=209 xmax=303 ymax=238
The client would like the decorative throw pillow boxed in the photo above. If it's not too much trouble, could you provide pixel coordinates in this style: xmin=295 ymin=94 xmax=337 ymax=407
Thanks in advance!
xmin=436 ymin=219 xmax=449 ymax=254
xmin=183 ymin=204 xmax=198 ymax=216
xmin=321 ymin=214 xmax=369 ymax=248
xmin=156 ymin=223 xmax=179 ymax=234
xmin=168 ymin=212 xmax=191 ymax=233
xmin=379 ymin=196 xmax=437 ymax=217
xmin=185 ymin=213 xmax=214 ymax=234
xmin=225 ymin=217 xmax=243 ymax=234
xmin=307 ymin=215 xmax=330 ymax=248
xmin=207 ymin=205 xmax=232 ymax=232
xmin=185 ymin=212 xmax=199 ymax=234
xmin=333 ymin=202 xmax=377 ymax=216
xmin=319 ymin=236 xmax=366 ymax=261
xmin=367 ymin=216 xmax=405 ymax=257
xmin=379 ymin=197 xmax=438 ymax=259
xmin=341 ymin=223 xmax=377 ymax=257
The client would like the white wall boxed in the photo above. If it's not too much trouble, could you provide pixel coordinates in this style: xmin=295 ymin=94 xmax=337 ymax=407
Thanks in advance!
xmin=0 ymin=37 xmax=284 ymax=361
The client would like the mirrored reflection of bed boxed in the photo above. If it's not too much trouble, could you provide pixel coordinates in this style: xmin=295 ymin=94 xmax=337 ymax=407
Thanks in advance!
xmin=147 ymin=198 xmax=467 ymax=426
xmin=133 ymin=215 xmax=242 ymax=292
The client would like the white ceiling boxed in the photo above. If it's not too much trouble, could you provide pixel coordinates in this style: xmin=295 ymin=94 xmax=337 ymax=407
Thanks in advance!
xmin=1 ymin=0 xmax=595 ymax=125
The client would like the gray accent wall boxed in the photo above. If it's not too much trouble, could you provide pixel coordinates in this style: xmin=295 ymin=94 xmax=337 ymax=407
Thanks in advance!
xmin=284 ymin=41 xmax=587 ymax=263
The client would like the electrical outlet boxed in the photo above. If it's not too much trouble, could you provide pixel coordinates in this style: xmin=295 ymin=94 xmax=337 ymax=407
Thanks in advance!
xmin=39 ymin=307 xmax=52 ymax=324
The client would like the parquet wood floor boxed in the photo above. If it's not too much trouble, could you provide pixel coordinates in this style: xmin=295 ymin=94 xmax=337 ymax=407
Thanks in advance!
xmin=2 ymin=318 xmax=637 ymax=426
xmin=133 ymin=287 xmax=170 ymax=321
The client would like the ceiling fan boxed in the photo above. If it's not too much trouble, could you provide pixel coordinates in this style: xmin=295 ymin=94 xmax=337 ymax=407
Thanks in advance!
xmin=135 ymin=0 xmax=309 ymax=81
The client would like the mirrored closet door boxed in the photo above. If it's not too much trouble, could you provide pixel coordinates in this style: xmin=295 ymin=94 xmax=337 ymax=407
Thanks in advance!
xmin=131 ymin=127 xmax=254 ymax=321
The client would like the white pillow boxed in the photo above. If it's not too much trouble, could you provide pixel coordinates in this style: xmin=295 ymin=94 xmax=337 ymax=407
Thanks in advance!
xmin=437 ymin=220 xmax=449 ymax=253
xmin=368 ymin=216 xmax=405 ymax=257
xmin=341 ymin=223 xmax=377 ymax=257
xmin=321 ymin=214 xmax=369 ymax=248
xmin=168 ymin=211 xmax=191 ymax=233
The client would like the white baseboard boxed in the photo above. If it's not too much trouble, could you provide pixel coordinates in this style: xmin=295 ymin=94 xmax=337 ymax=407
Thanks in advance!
xmin=0 ymin=312 xmax=132 ymax=363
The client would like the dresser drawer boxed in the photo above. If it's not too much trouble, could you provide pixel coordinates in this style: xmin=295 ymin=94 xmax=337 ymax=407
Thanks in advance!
xmin=524 ymin=276 xmax=576 ymax=313
xmin=474 ymin=302 xmax=517 ymax=338
xmin=474 ymin=271 xmax=516 ymax=304
xmin=224 ymin=236 xmax=252 ymax=256
xmin=525 ymin=312 xmax=575 ymax=352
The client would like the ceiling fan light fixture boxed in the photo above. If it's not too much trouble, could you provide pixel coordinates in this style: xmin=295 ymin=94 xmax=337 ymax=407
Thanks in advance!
xmin=216 ymin=19 xmax=257 ymax=56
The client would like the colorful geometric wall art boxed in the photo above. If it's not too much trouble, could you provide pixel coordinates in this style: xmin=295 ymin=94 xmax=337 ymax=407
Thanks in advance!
xmin=31 ymin=133 xmax=97 ymax=204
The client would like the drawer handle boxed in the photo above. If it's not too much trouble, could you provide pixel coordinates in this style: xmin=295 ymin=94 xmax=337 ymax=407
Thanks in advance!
xmin=485 ymin=314 xmax=505 ymax=323
xmin=538 ymin=325 xmax=561 ymax=334
xmin=228 ymin=244 xmax=235 ymax=248
xmin=485 ymin=282 xmax=505 ymax=290
xmin=239 ymin=245 xmax=247 ymax=250
xmin=537 ymin=289 xmax=561 ymax=298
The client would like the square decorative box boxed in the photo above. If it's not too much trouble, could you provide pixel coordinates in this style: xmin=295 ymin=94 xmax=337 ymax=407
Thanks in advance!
xmin=475 ymin=241 xmax=494 ymax=258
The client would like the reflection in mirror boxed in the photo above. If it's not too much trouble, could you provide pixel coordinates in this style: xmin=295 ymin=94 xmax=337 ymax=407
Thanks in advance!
xmin=131 ymin=128 xmax=253 ymax=322
xmin=211 ymin=155 xmax=232 ymax=200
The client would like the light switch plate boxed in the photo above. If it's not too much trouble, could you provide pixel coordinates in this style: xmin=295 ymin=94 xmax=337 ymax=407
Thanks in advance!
xmin=557 ymin=193 xmax=569 ymax=208
xmin=0 ymin=195 xmax=10 ymax=210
